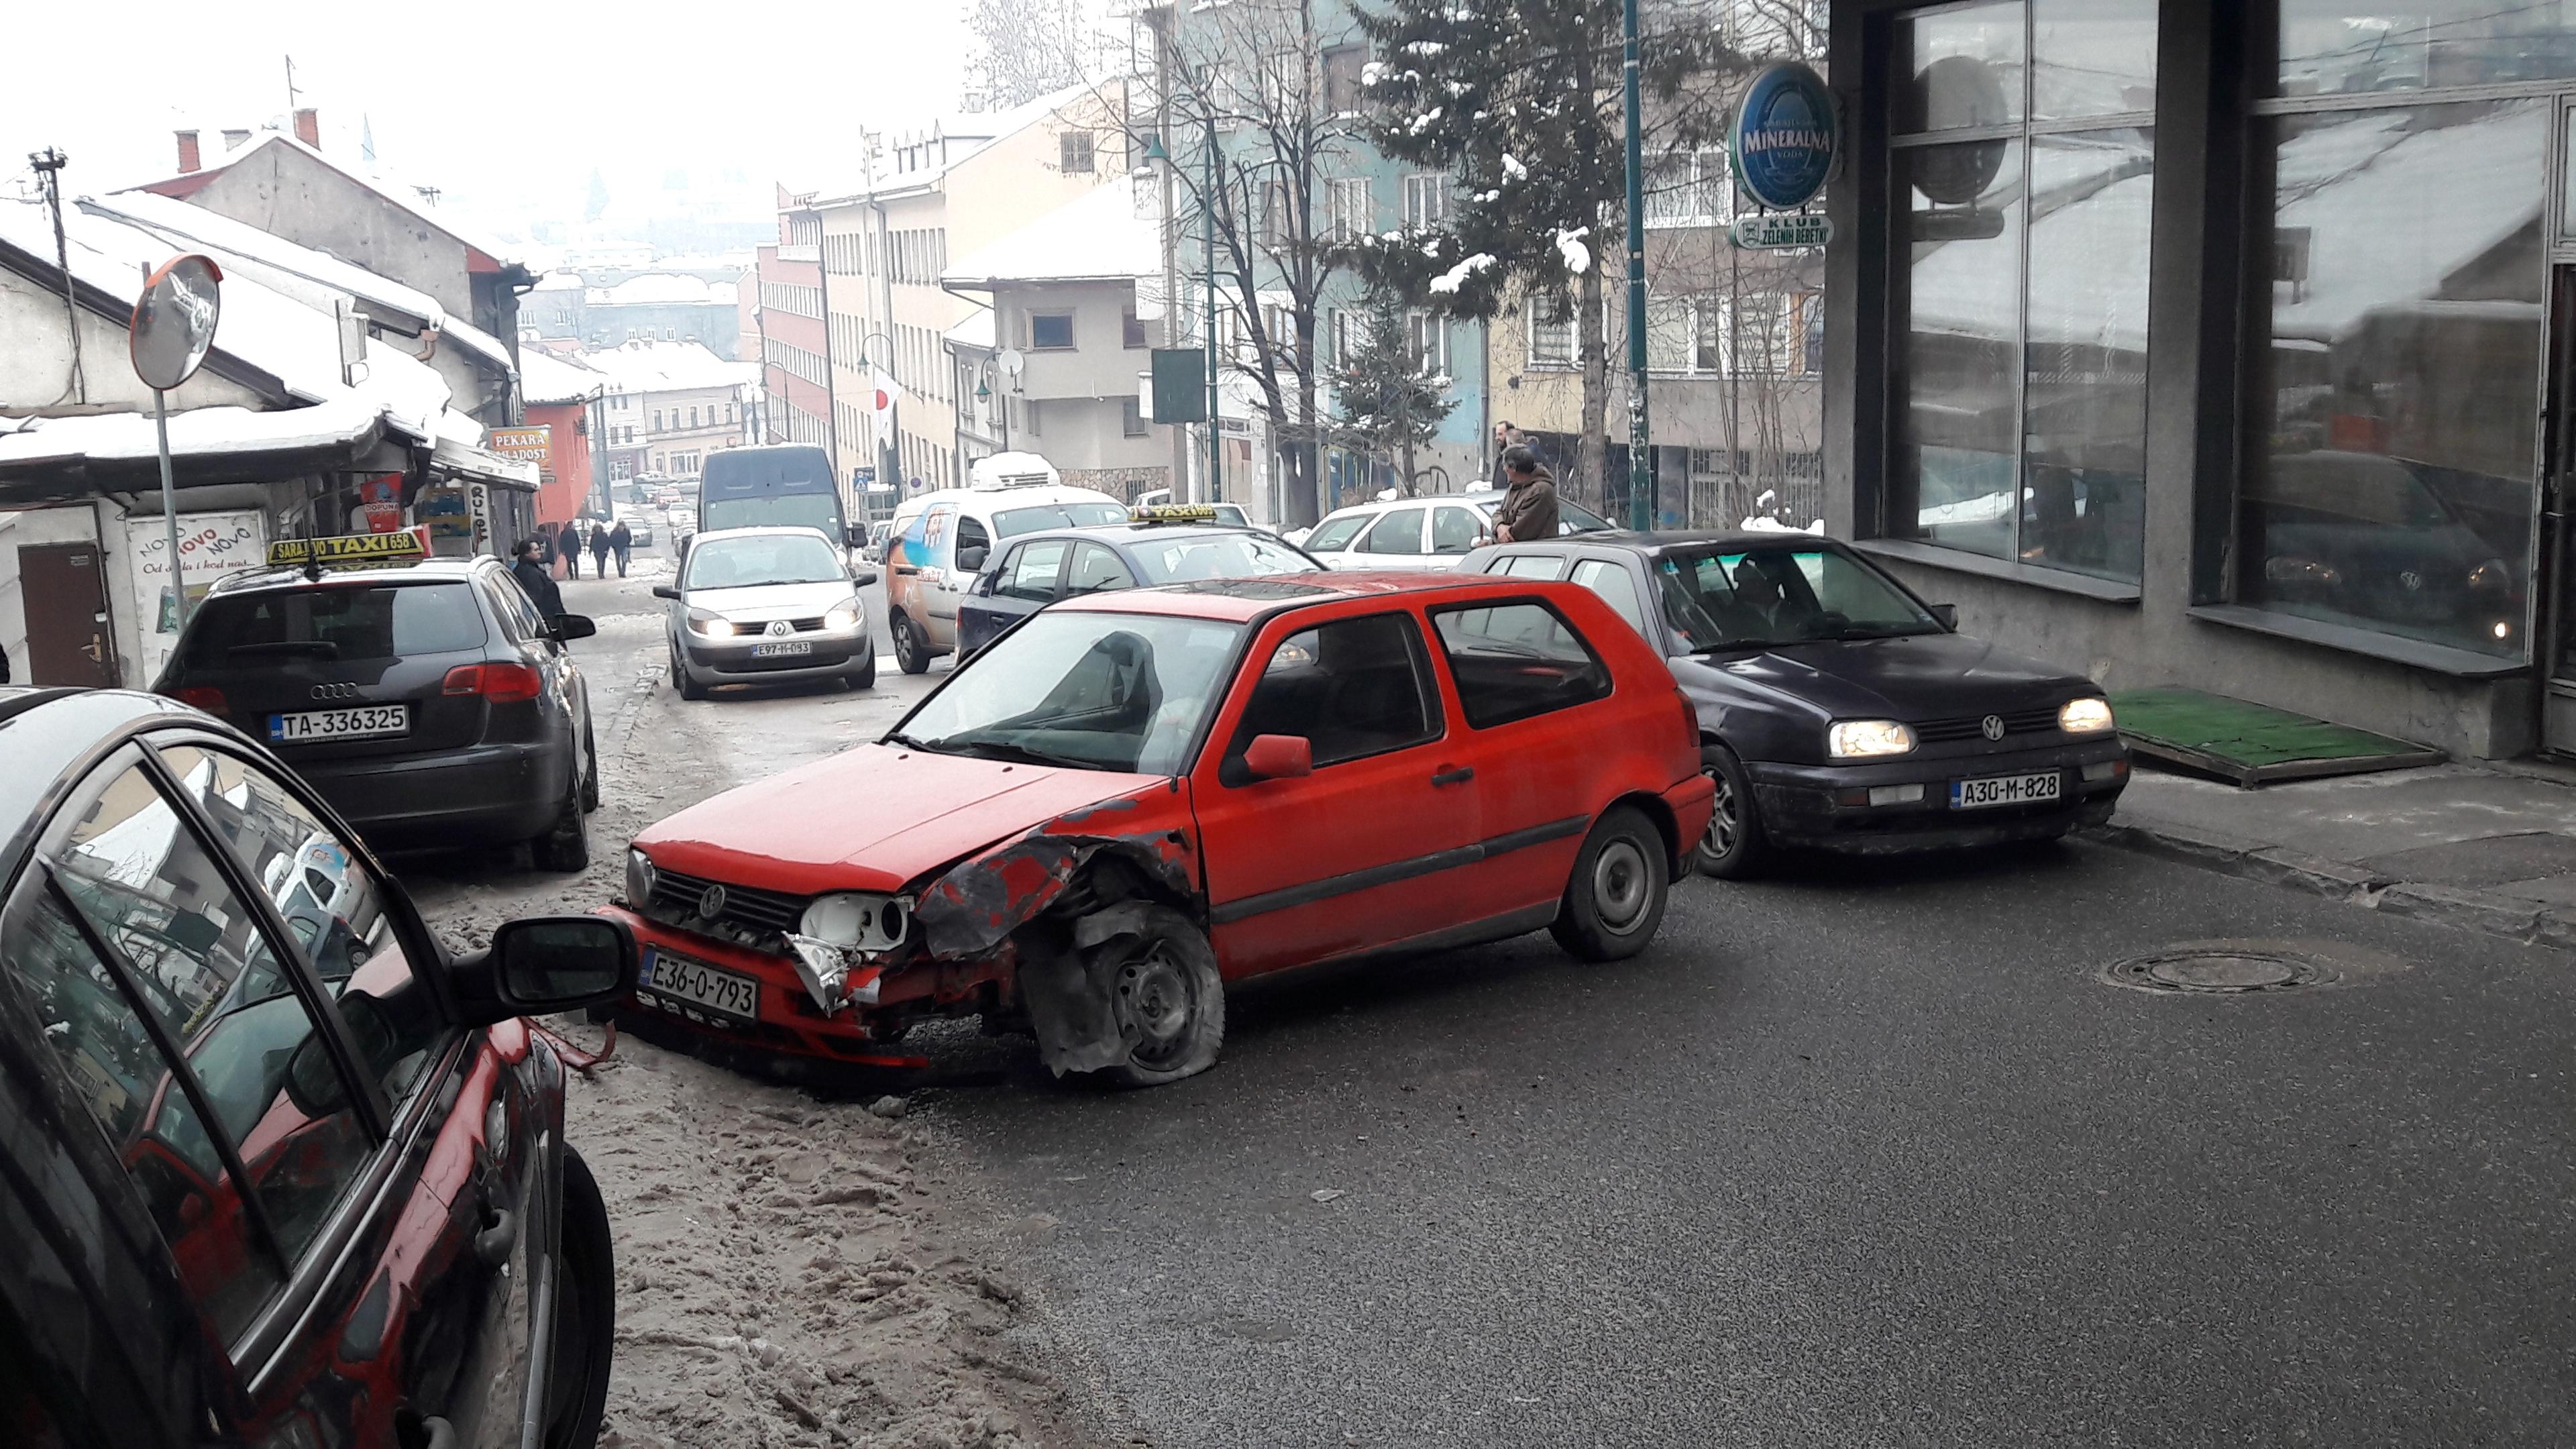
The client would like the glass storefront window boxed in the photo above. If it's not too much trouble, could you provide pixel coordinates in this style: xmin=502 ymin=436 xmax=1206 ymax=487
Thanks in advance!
xmin=2023 ymin=131 xmax=2154 ymax=583
xmin=2279 ymin=0 xmax=2576 ymax=96
xmin=1896 ymin=138 xmax=2026 ymax=561
xmin=2245 ymin=100 xmax=2542 ymax=657
xmin=1897 ymin=2 xmax=2024 ymax=133
xmin=2034 ymin=0 xmax=2157 ymax=120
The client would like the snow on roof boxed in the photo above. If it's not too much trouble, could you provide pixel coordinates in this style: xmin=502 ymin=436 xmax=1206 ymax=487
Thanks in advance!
xmin=572 ymin=339 xmax=757 ymax=394
xmin=589 ymin=273 xmax=730 ymax=307
xmin=124 ymin=131 xmax=523 ymax=270
xmin=812 ymin=84 xmax=1096 ymax=205
xmin=0 ymin=394 xmax=382 ymax=470
xmin=945 ymin=308 xmax=997 ymax=350
xmin=520 ymin=348 xmax=605 ymax=406
xmin=943 ymin=178 xmax=1156 ymax=288
xmin=531 ymin=270 xmax=586 ymax=292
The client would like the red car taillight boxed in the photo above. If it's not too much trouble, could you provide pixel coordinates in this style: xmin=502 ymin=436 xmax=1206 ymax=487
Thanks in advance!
xmin=441 ymin=662 xmax=544 ymax=702
xmin=172 ymin=686 xmax=230 ymax=716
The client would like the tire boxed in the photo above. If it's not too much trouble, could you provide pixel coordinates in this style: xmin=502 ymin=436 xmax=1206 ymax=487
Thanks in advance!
xmin=1550 ymin=804 xmax=1670 ymax=963
xmin=1093 ymin=905 xmax=1226 ymax=1089
xmin=843 ymin=648 xmax=877 ymax=690
xmin=530 ymin=776 xmax=590 ymax=872
xmin=891 ymin=612 xmax=930 ymax=675
xmin=672 ymin=640 xmax=708 ymax=702
xmin=541 ymin=1146 xmax=615 ymax=1449
xmin=1693 ymin=744 xmax=1771 ymax=880
xmin=578 ymin=721 xmax=600 ymax=814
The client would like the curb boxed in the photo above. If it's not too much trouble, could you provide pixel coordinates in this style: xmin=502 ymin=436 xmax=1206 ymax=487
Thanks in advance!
xmin=2084 ymin=819 xmax=2573 ymax=951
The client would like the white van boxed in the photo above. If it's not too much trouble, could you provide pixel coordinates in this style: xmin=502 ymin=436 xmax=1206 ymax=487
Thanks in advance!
xmin=883 ymin=466 xmax=1128 ymax=672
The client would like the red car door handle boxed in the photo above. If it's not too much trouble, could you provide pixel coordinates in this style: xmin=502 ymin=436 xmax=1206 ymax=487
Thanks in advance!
xmin=1431 ymin=765 xmax=1475 ymax=787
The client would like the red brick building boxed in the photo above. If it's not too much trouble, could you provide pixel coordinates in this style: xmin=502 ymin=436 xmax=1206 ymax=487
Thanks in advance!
xmin=755 ymin=192 xmax=833 ymax=456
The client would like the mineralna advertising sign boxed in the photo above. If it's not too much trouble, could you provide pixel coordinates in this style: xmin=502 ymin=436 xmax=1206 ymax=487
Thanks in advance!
xmin=1730 ymin=62 xmax=1840 ymax=214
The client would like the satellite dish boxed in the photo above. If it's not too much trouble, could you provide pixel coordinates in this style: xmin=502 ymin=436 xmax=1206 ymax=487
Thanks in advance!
xmin=131 ymin=254 xmax=224 ymax=391
xmin=998 ymin=347 xmax=1026 ymax=379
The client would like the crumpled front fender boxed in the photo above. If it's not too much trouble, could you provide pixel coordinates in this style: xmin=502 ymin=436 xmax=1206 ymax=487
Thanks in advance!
xmin=912 ymin=824 xmax=1197 ymax=961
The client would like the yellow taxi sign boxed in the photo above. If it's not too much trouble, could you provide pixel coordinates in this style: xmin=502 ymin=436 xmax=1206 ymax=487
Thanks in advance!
xmin=1130 ymin=503 xmax=1220 ymax=524
xmin=266 ymin=527 xmax=431 ymax=569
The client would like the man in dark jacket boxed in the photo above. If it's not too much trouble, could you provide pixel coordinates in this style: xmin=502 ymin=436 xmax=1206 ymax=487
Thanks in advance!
xmin=589 ymin=521 xmax=613 ymax=578
xmin=1492 ymin=444 xmax=1560 ymax=544
xmin=511 ymin=538 xmax=566 ymax=620
xmin=558 ymin=519 xmax=585 ymax=580
xmin=608 ymin=520 xmax=633 ymax=577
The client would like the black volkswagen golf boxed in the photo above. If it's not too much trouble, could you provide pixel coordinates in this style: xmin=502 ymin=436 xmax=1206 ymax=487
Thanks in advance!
xmin=0 ymin=686 xmax=638 ymax=1448
xmin=1463 ymin=531 xmax=2131 ymax=876
xmin=154 ymin=549 xmax=600 ymax=870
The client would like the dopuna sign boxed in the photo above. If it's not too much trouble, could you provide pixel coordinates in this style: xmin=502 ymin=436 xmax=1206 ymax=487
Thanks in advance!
xmin=1729 ymin=61 xmax=1839 ymax=248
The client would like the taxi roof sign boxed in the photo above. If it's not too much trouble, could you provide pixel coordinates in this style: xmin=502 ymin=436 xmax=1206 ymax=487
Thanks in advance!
xmin=1130 ymin=503 xmax=1220 ymax=524
xmin=266 ymin=527 xmax=431 ymax=570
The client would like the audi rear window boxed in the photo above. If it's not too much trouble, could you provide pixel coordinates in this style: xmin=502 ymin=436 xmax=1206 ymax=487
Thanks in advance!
xmin=182 ymin=583 xmax=488 ymax=667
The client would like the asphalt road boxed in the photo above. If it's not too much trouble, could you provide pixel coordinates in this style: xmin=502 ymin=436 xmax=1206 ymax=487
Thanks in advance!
xmin=409 ymin=545 xmax=2576 ymax=1447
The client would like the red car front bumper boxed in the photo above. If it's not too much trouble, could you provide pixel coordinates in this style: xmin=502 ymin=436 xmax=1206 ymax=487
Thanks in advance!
xmin=596 ymin=904 xmax=971 ymax=1066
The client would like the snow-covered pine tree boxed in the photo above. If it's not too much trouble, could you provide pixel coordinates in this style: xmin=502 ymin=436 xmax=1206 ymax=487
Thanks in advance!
xmin=1327 ymin=286 xmax=1460 ymax=496
xmin=1348 ymin=0 xmax=1743 ymax=505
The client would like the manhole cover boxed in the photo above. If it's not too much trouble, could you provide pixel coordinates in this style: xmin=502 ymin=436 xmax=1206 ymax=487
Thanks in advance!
xmin=2101 ymin=948 xmax=2339 ymax=995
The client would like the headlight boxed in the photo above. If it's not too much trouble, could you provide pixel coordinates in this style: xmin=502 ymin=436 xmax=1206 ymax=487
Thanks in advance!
xmin=2058 ymin=697 xmax=2116 ymax=735
xmin=824 ymin=597 xmax=863 ymax=631
xmin=686 ymin=608 xmax=735 ymax=638
xmin=1827 ymin=720 xmax=1916 ymax=759
xmin=2467 ymin=558 xmax=2512 ymax=593
xmin=798 ymin=892 xmax=910 ymax=951
xmin=625 ymin=848 xmax=657 ymax=906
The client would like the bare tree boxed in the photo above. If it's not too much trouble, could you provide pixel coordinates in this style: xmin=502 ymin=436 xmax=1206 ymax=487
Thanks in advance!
xmin=965 ymin=0 xmax=1086 ymax=110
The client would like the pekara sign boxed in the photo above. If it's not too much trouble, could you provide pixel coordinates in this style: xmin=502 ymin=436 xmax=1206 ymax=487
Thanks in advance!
xmin=1729 ymin=62 xmax=1839 ymax=250
xmin=488 ymin=425 xmax=552 ymax=465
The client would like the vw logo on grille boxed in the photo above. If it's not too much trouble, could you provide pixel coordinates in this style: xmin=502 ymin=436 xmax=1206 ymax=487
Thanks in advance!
xmin=309 ymin=681 xmax=360 ymax=701
xmin=1980 ymin=714 xmax=2006 ymax=741
xmin=696 ymin=883 xmax=729 ymax=920
xmin=765 ymin=619 xmax=794 ymax=637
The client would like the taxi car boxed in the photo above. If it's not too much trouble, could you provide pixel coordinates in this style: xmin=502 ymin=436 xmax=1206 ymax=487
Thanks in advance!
xmin=608 ymin=572 xmax=1713 ymax=1085
xmin=954 ymin=506 xmax=1322 ymax=656
xmin=151 ymin=530 xmax=602 ymax=871
xmin=0 ymin=685 xmax=639 ymax=1449
xmin=1461 ymin=531 xmax=2130 ymax=876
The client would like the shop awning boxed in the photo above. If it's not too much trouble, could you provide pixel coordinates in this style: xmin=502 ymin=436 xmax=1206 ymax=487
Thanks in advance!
xmin=427 ymin=433 xmax=540 ymax=492
xmin=0 ymin=398 xmax=388 ymax=503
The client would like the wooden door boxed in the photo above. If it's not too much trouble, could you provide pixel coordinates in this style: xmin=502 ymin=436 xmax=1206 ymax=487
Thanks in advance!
xmin=17 ymin=542 xmax=119 ymax=687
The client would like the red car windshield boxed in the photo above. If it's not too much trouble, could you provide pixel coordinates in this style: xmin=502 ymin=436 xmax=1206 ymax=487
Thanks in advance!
xmin=889 ymin=611 xmax=1244 ymax=774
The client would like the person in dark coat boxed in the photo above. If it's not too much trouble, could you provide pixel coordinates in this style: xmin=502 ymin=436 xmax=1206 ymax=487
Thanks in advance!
xmin=608 ymin=520 xmax=633 ymax=577
xmin=589 ymin=522 xmax=613 ymax=577
xmin=1492 ymin=444 xmax=1560 ymax=543
xmin=557 ymin=519 xmax=585 ymax=580
xmin=511 ymin=538 xmax=566 ymax=620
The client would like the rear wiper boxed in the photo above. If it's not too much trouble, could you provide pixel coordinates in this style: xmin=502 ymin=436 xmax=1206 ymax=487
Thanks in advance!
xmin=228 ymin=641 xmax=340 ymax=659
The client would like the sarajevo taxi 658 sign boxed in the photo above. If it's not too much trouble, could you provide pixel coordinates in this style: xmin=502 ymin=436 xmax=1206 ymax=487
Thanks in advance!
xmin=1730 ymin=61 xmax=1839 ymax=250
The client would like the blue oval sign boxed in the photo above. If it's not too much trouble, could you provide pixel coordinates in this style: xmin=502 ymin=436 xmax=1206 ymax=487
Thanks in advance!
xmin=1730 ymin=62 xmax=1839 ymax=213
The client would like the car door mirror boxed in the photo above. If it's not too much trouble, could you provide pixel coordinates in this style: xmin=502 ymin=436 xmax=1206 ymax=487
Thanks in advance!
xmin=652 ymin=585 xmax=682 ymax=600
xmin=444 ymin=915 xmax=638 ymax=1028
xmin=1242 ymin=734 xmax=1314 ymax=781
xmin=957 ymin=543 xmax=989 ymax=572
xmin=845 ymin=523 xmax=869 ymax=548
xmin=1929 ymin=603 xmax=1958 ymax=629
xmin=851 ymin=568 xmax=879 ymax=588
xmin=551 ymin=614 xmax=598 ymax=641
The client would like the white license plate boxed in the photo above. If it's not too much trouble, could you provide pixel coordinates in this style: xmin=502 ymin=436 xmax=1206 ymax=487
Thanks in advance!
xmin=1951 ymin=771 xmax=2062 ymax=809
xmin=750 ymin=639 xmax=812 ymax=658
xmin=268 ymin=705 xmax=408 ymax=743
xmin=638 ymin=947 xmax=760 ymax=1024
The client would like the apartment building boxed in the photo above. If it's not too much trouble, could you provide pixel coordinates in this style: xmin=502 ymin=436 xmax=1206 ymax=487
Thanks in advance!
xmin=580 ymin=340 xmax=757 ymax=482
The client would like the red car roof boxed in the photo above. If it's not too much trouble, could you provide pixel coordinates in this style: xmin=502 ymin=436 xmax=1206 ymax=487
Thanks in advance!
xmin=1058 ymin=570 xmax=1527 ymax=622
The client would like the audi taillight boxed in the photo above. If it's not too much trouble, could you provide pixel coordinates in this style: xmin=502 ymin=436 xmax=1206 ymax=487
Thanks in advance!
xmin=1675 ymin=687 xmax=1699 ymax=753
xmin=441 ymin=662 xmax=544 ymax=702
xmin=173 ymin=686 xmax=230 ymax=716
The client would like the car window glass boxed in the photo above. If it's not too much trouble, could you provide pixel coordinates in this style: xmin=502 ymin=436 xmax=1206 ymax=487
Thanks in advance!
xmin=1498 ymin=555 xmax=1568 ymax=581
xmin=482 ymin=572 xmax=545 ymax=643
xmin=1431 ymin=506 xmax=1482 ymax=554
xmin=1358 ymin=508 xmax=1428 ymax=555
xmin=1002 ymin=540 xmax=1071 ymax=602
xmin=955 ymin=515 xmax=993 ymax=566
xmin=1067 ymin=542 xmax=1137 ymax=593
xmin=1224 ymin=612 xmax=1442 ymax=780
xmin=182 ymin=584 xmax=486 ymax=669
xmin=162 ymin=745 xmax=441 ymax=1106
xmin=5 ymin=883 xmax=285 ymax=1344
xmin=684 ymin=533 xmax=844 ymax=589
xmin=895 ymin=612 xmax=1244 ymax=774
xmin=46 ymin=764 xmax=374 ymax=1335
xmin=1303 ymin=513 xmax=1370 ymax=553
xmin=1430 ymin=601 xmax=1614 ymax=729
xmin=1570 ymin=559 xmax=1650 ymax=635
xmin=994 ymin=501 xmax=1129 ymax=536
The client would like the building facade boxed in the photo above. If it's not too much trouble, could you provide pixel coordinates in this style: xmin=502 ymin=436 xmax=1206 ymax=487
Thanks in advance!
xmin=1819 ymin=0 xmax=2572 ymax=760
xmin=579 ymin=341 xmax=756 ymax=483
xmin=755 ymin=215 xmax=835 ymax=458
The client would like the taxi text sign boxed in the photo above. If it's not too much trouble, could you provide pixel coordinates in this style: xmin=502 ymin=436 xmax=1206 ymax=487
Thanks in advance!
xmin=267 ymin=527 xmax=431 ymax=568
xmin=488 ymin=425 xmax=552 ymax=464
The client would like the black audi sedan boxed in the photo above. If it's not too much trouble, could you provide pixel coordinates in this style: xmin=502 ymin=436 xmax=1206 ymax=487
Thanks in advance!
xmin=1461 ymin=531 xmax=2129 ymax=875
xmin=954 ymin=516 xmax=1322 ymax=655
xmin=0 ymin=685 xmax=637 ymax=1448
xmin=153 ymin=551 xmax=600 ymax=871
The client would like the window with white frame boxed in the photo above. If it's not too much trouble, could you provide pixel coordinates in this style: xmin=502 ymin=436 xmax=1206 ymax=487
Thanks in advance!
xmin=1060 ymin=131 xmax=1095 ymax=175
xmin=1401 ymin=174 xmax=1452 ymax=229
xmin=1644 ymin=295 xmax=1695 ymax=373
xmin=1261 ymin=181 xmax=1293 ymax=247
xmin=1644 ymin=150 xmax=1733 ymax=227
xmin=1327 ymin=177 xmax=1371 ymax=241
xmin=1527 ymin=294 xmax=1573 ymax=366
xmin=1405 ymin=309 xmax=1448 ymax=374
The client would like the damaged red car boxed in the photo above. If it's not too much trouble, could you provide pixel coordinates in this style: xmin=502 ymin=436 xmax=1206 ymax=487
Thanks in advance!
xmin=605 ymin=572 xmax=1715 ymax=1085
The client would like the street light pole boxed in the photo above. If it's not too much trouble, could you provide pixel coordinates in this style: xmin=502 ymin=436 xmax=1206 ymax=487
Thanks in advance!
xmin=1621 ymin=0 xmax=1654 ymax=531
xmin=1203 ymin=113 xmax=1222 ymax=506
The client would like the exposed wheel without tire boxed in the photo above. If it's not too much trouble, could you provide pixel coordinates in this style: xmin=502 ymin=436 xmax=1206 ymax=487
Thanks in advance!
xmin=530 ymin=776 xmax=590 ymax=872
xmin=1091 ymin=904 xmax=1224 ymax=1088
xmin=891 ymin=612 xmax=930 ymax=675
xmin=1694 ymin=744 xmax=1770 ymax=880
xmin=1550 ymin=804 xmax=1670 ymax=962
xmin=541 ymin=1146 xmax=615 ymax=1449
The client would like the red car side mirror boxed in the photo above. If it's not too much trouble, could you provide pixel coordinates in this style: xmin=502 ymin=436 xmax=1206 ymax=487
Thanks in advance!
xmin=1242 ymin=734 xmax=1313 ymax=781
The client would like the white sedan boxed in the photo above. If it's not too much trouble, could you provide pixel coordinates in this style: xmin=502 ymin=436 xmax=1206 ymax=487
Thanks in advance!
xmin=1295 ymin=490 xmax=1614 ymax=571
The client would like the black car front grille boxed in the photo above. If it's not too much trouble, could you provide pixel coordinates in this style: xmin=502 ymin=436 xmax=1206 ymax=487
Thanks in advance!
xmin=790 ymin=615 xmax=828 ymax=632
xmin=647 ymin=866 xmax=808 ymax=941
xmin=1914 ymin=706 xmax=2063 ymax=744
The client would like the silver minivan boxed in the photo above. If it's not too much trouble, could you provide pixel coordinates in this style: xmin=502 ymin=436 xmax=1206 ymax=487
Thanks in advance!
xmin=655 ymin=527 xmax=879 ymax=698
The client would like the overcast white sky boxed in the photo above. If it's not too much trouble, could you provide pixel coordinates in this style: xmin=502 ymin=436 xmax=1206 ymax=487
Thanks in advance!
xmin=1 ymin=0 xmax=971 ymax=237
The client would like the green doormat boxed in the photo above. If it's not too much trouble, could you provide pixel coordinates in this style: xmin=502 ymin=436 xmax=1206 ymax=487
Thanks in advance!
xmin=2108 ymin=688 xmax=2445 ymax=788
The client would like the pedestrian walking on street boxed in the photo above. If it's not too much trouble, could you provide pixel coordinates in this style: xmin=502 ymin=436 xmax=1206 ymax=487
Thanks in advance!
xmin=589 ymin=522 xmax=612 ymax=578
xmin=1491 ymin=444 xmax=1560 ymax=544
xmin=509 ymin=537 xmax=566 ymax=621
xmin=608 ymin=519 xmax=633 ymax=577
xmin=558 ymin=519 xmax=584 ymax=580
